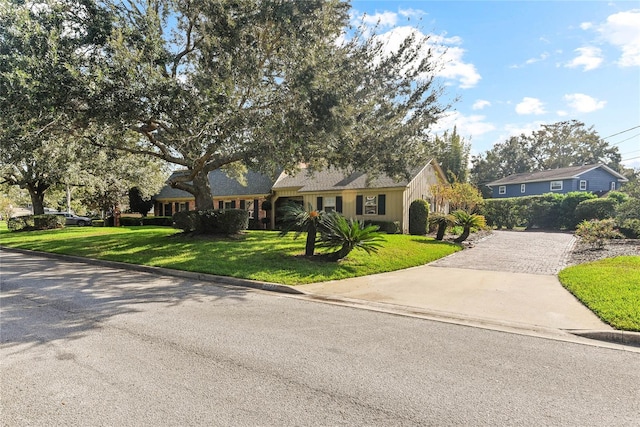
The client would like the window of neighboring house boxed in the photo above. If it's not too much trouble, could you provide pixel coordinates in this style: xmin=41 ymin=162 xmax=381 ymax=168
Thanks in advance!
xmin=323 ymin=196 xmax=336 ymax=213
xmin=550 ymin=181 xmax=563 ymax=191
xmin=364 ymin=195 xmax=377 ymax=215
xmin=611 ymin=181 xmax=616 ymax=191
xmin=179 ymin=203 xmax=187 ymax=212
xmin=580 ymin=180 xmax=587 ymax=191
xmin=520 ymin=184 xmax=526 ymax=193
xmin=498 ymin=186 xmax=506 ymax=195
xmin=224 ymin=201 xmax=236 ymax=209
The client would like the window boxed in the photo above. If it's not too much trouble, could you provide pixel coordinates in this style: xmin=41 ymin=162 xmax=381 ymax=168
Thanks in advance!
xmin=498 ymin=186 xmax=506 ymax=195
xmin=610 ymin=182 xmax=616 ymax=191
xmin=179 ymin=203 xmax=187 ymax=212
xmin=323 ymin=196 xmax=336 ymax=213
xmin=224 ymin=201 xmax=236 ymax=209
xmin=364 ymin=196 xmax=377 ymax=215
xmin=579 ymin=180 xmax=587 ymax=191
xmin=245 ymin=200 xmax=254 ymax=219
xmin=520 ymin=184 xmax=526 ymax=193
xmin=550 ymin=181 xmax=562 ymax=191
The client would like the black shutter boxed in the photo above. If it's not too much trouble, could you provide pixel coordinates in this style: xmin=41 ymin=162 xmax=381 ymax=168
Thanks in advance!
xmin=336 ymin=196 xmax=343 ymax=213
xmin=231 ymin=200 xmax=236 ymax=209
xmin=356 ymin=195 xmax=363 ymax=215
xmin=175 ymin=202 xmax=179 ymax=213
xmin=218 ymin=201 xmax=224 ymax=209
xmin=240 ymin=200 xmax=246 ymax=210
xmin=316 ymin=197 xmax=323 ymax=211
xmin=253 ymin=199 xmax=259 ymax=219
xmin=378 ymin=194 xmax=386 ymax=215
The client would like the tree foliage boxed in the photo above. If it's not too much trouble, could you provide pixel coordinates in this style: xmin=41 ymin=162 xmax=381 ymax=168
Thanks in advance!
xmin=86 ymin=0 xmax=450 ymax=210
xmin=470 ymin=120 xmax=622 ymax=195
xmin=0 ymin=0 xmax=112 ymax=214
xmin=431 ymin=127 xmax=470 ymax=183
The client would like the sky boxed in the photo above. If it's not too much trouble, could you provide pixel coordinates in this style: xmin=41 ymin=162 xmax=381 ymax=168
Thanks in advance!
xmin=350 ymin=1 xmax=640 ymax=169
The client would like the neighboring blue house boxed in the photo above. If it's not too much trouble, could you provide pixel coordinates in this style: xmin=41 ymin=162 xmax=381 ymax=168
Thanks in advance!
xmin=486 ymin=164 xmax=628 ymax=198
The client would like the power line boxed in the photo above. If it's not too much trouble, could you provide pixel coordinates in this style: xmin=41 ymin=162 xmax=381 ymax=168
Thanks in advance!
xmin=621 ymin=149 xmax=640 ymax=155
xmin=602 ymin=125 xmax=640 ymax=140
xmin=622 ymin=155 xmax=640 ymax=161
xmin=610 ymin=133 xmax=640 ymax=146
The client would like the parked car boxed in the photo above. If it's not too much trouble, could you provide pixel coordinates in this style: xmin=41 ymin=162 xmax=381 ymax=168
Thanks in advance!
xmin=52 ymin=212 xmax=93 ymax=226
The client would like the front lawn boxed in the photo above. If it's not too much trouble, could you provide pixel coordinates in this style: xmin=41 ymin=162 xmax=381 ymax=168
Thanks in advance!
xmin=0 ymin=226 xmax=460 ymax=285
xmin=558 ymin=256 xmax=640 ymax=332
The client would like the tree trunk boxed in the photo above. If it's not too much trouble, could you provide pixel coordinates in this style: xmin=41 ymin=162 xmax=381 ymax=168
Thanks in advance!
xmin=436 ymin=223 xmax=446 ymax=241
xmin=27 ymin=185 xmax=46 ymax=215
xmin=454 ymin=226 xmax=470 ymax=243
xmin=193 ymin=170 xmax=214 ymax=210
xmin=305 ymin=221 xmax=317 ymax=256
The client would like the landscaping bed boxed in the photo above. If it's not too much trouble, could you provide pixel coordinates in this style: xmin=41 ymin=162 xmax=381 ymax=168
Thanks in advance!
xmin=568 ymin=238 xmax=640 ymax=266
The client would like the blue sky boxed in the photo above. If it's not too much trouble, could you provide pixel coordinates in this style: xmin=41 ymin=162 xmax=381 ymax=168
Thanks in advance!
xmin=350 ymin=1 xmax=640 ymax=169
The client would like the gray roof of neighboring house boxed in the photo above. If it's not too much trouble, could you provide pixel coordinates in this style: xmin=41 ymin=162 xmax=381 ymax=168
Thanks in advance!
xmin=272 ymin=161 xmax=436 ymax=192
xmin=155 ymin=169 xmax=274 ymax=200
xmin=486 ymin=164 xmax=628 ymax=187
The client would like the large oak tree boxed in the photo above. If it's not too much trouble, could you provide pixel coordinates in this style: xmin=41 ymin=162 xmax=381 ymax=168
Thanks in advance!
xmin=88 ymin=0 xmax=450 ymax=210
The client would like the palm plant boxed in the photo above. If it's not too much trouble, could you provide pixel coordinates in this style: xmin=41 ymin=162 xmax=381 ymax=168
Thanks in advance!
xmin=428 ymin=212 xmax=452 ymax=241
xmin=317 ymin=213 xmax=384 ymax=261
xmin=278 ymin=202 xmax=322 ymax=256
xmin=450 ymin=210 xmax=486 ymax=243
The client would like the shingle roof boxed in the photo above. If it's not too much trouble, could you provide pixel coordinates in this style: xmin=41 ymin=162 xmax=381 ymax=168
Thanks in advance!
xmin=154 ymin=169 xmax=274 ymax=200
xmin=272 ymin=164 xmax=432 ymax=192
xmin=486 ymin=164 xmax=627 ymax=187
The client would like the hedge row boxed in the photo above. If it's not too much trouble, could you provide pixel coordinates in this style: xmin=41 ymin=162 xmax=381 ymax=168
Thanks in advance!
xmin=364 ymin=220 xmax=401 ymax=234
xmin=119 ymin=216 xmax=173 ymax=226
xmin=8 ymin=214 xmax=65 ymax=232
xmin=481 ymin=192 xmax=637 ymax=230
xmin=173 ymin=209 xmax=249 ymax=235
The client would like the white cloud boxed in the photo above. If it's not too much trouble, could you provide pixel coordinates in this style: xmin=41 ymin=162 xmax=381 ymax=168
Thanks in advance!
xmin=598 ymin=10 xmax=640 ymax=67
xmin=362 ymin=11 xmax=398 ymax=28
xmin=472 ymin=100 xmax=491 ymax=110
xmin=565 ymin=46 xmax=603 ymax=71
xmin=580 ymin=22 xmax=594 ymax=30
xmin=432 ymin=111 xmax=496 ymax=137
xmin=515 ymin=97 xmax=546 ymax=115
xmin=398 ymin=8 xmax=428 ymax=19
xmin=511 ymin=52 xmax=550 ymax=69
xmin=374 ymin=26 xmax=481 ymax=89
xmin=563 ymin=93 xmax=607 ymax=113
xmin=557 ymin=110 xmax=569 ymax=117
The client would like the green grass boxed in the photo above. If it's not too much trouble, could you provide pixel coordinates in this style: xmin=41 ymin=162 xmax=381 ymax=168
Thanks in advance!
xmin=559 ymin=256 xmax=640 ymax=332
xmin=0 ymin=225 xmax=460 ymax=285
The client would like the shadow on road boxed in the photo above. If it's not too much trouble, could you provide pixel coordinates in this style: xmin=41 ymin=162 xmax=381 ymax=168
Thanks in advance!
xmin=0 ymin=250 xmax=250 ymax=349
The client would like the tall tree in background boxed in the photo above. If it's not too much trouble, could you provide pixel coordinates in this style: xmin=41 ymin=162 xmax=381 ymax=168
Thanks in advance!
xmin=0 ymin=0 xmax=112 ymax=214
xmin=431 ymin=127 xmax=471 ymax=183
xmin=88 ymin=0 xmax=450 ymax=210
xmin=471 ymin=120 xmax=621 ymax=196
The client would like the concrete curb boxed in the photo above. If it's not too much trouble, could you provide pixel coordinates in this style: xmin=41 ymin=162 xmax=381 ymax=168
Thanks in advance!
xmin=0 ymin=246 xmax=304 ymax=295
xmin=567 ymin=330 xmax=640 ymax=347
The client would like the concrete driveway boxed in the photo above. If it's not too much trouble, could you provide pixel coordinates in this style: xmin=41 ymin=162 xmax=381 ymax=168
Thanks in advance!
xmin=299 ymin=230 xmax=612 ymax=334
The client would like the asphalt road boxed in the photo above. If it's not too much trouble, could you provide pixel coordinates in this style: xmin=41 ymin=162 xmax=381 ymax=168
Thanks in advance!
xmin=1 ymin=250 xmax=639 ymax=426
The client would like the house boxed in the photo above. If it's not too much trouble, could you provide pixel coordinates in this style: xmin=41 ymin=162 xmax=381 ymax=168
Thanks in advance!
xmin=270 ymin=160 xmax=446 ymax=233
xmin=153 ymin=169 xmax=274 ymax=223
xmin=486 ymin=164 xmax=628 ymax=198
xmin=153 ymin=159 xmax=447 ymax=233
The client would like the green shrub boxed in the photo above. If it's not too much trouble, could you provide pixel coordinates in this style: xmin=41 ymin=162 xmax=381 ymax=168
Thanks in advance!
xmin=173 ymin=209 xmax=248 ymax=235
xmin=141 ymin=216 xmax=173 ymax=226
xmin=92 ymin=220 xmax=105 ymax=227
xmin=364 ymin=220 xmax=401 ymax=234
xmin=120 ymin=216 xmax=143 ymax=226
xmin=409 ymin=199 xmax=429 ymax=235
xmin=575 ymin=219 xmax=622 ymax=249
xmin=606 ymin=191 xmax=629 ymax=204
xmin=559 ymin=192 xmax=597 ymax=229
xmin=616 ymin=198 xmax=640 ymax=221
xmin=618 ymin=219 xmax=640 ymax=239
xmin=574 ymin=198 xmax=617 ymax=222
xmin=7 ymin=214 xmax=64 ymax=232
